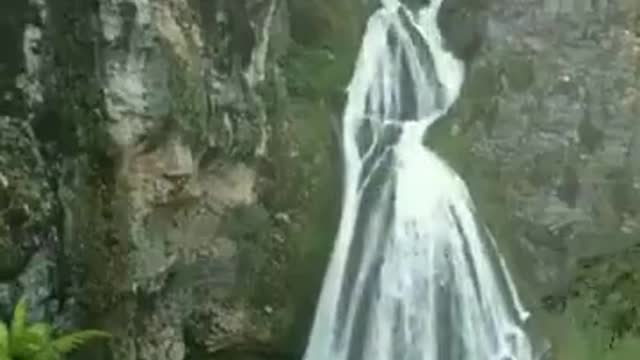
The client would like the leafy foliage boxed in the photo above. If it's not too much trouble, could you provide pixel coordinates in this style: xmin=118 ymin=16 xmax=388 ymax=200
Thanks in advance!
xmin=570 ymin=245 xmax=640 ymax=341
xmin=544 ymin=299 xmax=640 ymax=360
xmin=283 ymin=43 xmax=353 ymax=100
xmin=0 ymin=297 xmax=110 ymax=360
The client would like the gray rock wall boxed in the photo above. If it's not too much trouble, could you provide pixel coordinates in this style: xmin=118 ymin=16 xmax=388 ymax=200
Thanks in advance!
xmin=0 ymin=0 xmax=364 ymax=359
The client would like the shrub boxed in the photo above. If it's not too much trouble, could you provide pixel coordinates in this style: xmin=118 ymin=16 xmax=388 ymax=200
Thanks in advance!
xmin=548 ymin=300 xmax=640 ymax=360
xmin=0 ymin=297 xmax=110 ymax=360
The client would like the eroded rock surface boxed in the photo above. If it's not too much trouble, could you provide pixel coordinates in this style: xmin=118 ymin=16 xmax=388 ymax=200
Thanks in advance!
xmin=0 ymin=0 xmax=364 ymax=359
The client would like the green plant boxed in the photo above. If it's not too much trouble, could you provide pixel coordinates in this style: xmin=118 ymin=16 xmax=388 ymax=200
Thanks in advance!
xmin=543 ymin=300 xmax=640 ymax=360
xmin=0 ymin=297 xmax=110 ymax=360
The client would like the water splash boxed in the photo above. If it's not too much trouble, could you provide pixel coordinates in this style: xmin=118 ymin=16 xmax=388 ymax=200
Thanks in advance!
xmin=303 ymin=1 xmax=540 ymax=359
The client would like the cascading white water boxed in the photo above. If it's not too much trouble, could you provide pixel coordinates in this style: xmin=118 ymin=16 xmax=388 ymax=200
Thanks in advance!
xmin=303 ymin=1 xmax=540 ymax=359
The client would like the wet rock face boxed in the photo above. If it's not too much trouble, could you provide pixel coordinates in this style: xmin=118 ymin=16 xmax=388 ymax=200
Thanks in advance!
xmin=0 ymin=0 xmax=362 ymax=359
xmin=0 ymin=1 xmax=31 ymax=116
xmin=438 ymin=0 xmax=489 ymax=61
xmin=0 ymin=0 xmax=58 ymax=323
xmin=430 ymin=0 xmax=640 ymax=343
xmin=0 ymin=117 xmax=53 ymax=282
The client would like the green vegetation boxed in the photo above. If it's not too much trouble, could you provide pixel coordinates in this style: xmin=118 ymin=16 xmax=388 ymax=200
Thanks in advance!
xmin=284 ymin=0 xmax=363 ymax=104
xmin=568 ymin=249 xmax=640 ymax=342
xmin=284 ymin=44 xmax=347 ymax=99
xmin=544 ymin=300 xmax=640 ymax=360
xmin=266 ymin=0 xmax=365 ymax=351
xmin=0 ymin=297 xmax=110 ymax=360
xmin=167 ymin=56 xmax=209 ymax=150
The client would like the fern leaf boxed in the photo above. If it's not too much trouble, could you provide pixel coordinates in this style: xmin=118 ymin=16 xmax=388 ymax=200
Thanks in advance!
xmin=19 ymin=323 xmax=57 ymax=360
xmin=33 ymin=345 xmax=62 ymax=360
xmin=51 ymin=330 xmax=111 ymax=354
xmin=8 ymin=297 xmax=46 ymax=358
xmin=10 ymin=329 xmax=47 ymax=359
xmin=0 ymin=321 xmax=9 ymax=359
xmin=10 ymin=296 xmax=28 ymax=338
xmin=10 ymin=321 xmax=54 ymax=359
xmin=26 ymin=322 xmax=54 ymax=340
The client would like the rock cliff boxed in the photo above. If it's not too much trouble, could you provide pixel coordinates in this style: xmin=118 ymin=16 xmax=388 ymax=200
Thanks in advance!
xmin=0 ymin=0 xmax=364 ymax=358
xmin=1 ymin=0 xmax=639 ymax=359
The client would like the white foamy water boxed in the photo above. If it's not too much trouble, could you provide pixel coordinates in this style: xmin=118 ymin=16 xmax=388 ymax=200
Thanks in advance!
xmin=303 ymin=1 xmax=540 ymax=359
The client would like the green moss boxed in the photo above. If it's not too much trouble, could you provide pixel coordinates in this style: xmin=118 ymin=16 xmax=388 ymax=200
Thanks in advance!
xmin=223 ymin=205 xmax=272 ymax=241
xmin=288 ymin=0 xmax=363 ymax=50
xmin=249 ymin=0 xmax=365 ymax=352
xmin=268 ymin=99 xmax=340 ymax=352
xmin=558 ymin=164 xmax=579 ymax=206
xmin=571 ymin=247 xmax=640 ymax=339
xmin=284 ymin=0 xmax=363 ymax=105
xmin=537 ymin=244 xmax=640 ymax=359
xmin=59 ymin=158 xmax=125 ymax=315
xmin=607 ymin=167 xmax=640 ymax=216
xmin=35 ymin=2 xmax=130 ymax=329
xmin=257 ymin=90 xmax=341 ymax=351
xmin=578 ymin=116 xmax=604 ymax=153
xmin=167 ymin=57 xmax=209 ymax=149
xmin=261 ymin=99 xmax=336 ymax=212
xmin=219 ymin=203 xmax=291 ymax=326
xmin=542 ymin=299 xmax=640 ymax=360
xmin=0 ymin=117 xmax=54 ymax=280
xmin=466 ymin=62 xmax=501 ymax=100
xmin=502 ymin=53 xmax=535 ymax=93
xmin=457 ymin=61 xmax=502 ymax=134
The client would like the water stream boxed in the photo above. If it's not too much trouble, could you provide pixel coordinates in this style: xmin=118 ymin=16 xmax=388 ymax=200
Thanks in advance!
xmin=303 ymin=1 xmax=539 ymax=359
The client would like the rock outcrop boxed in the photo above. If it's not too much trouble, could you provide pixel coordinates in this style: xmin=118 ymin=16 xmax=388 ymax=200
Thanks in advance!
xmin=0 ymin=0 xmax=364 ymax=359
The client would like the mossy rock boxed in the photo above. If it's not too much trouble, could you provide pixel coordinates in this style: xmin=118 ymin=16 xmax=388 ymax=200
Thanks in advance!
xmin=0 ymin=117 xmax=54 ymax=280
xmin=570 ymin=246 xmax=640 ymax=339
xmin=287 ymin=0 xmax=363 ymax=50
xmin=502 ymin=53 xmax=536 ymax=93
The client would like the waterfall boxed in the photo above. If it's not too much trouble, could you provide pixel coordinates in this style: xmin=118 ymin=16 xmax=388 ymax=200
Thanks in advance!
xmin=303 ymin=0 xmax=540 ymax=359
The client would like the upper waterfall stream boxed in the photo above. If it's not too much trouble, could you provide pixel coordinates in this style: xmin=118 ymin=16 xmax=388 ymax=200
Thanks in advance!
xmin=303 ymin=1 xmax=541 ymax=359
